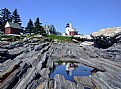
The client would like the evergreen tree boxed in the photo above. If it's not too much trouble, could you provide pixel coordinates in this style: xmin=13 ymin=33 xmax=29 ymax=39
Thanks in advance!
xmin=34 ymin=17 xmax=45 ymax=34
xmin=0 ymin=8 xmax=12 ymax=32
xmin=0 ymin=19 xmax=3 ymax=32
xmin=12 ymin=9 xmax=22 ymax=25
xmin=25 ymin=19 xmax=34 ymax=34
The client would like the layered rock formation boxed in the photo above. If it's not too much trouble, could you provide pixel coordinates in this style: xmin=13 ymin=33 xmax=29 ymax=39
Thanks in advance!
xmin=0 ymin=35 xmax=51 ymax=89
xmin=0 ymin=33 xmax=121 ymax=89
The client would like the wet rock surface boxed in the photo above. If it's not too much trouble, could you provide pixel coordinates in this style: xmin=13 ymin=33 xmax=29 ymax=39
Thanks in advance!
xmin=0 ymin=35 xmax=121 ymax=89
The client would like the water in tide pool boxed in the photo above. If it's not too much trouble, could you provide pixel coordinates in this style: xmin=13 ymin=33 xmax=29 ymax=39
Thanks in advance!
xmin=50 ymin=61 xmax=93 ymax=82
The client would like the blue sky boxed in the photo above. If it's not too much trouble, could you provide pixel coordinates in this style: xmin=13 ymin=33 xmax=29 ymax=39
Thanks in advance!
xmin=0 ymin=0 xmax=121 ymax=34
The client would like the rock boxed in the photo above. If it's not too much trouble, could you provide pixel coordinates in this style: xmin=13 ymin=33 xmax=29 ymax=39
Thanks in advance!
xmin=0 ymin=63 xmax=20 ymax=83
xmin=4 ymin=41 xmax=23 ymax=49
xmin=91 ymin=27 xmax=121 ymax=48
xmin=0 ymin=41 xmax=9 ymax=47
xmin=34 ymin=42 xmax=49 ymax=51
xmin=1 ymin=63 xmax=31 ymax=89
xmin=91 ymin=27 xmax=121 ymax=37
xmin=1 ymin=38 xmax=8 ymax=41
xmin=53 ymin=39 xmax=60 ymax=44
xmin=74 ymin=76 xmax=94 ymax=89
xmin=79 ymin=41 xmax=94 ymax=47
xmin=0 ymin=35 xmax=121 ymax=89
xmin=54 ymin=74 xmax=78 ymax=89
xmin=36 ymin=82 xmax=45 ymax=89
xmin=23 ymin=37 xmax=30 ymax=42
xmin=72 ymin=39 xmax=79 ymax=43
xmin=34 ymin=34 xmax=42 ymax=38
xmin=91 ymin=35 xmax=115 ymax=48
xmin=0 ymin=48 xmax=16 ymax=63
xmin=74 ymin=35 xmax=93 ymax=42
xmin=0 ymin=48 xmax=8 ymax=53
xmin=8 ymin=47 xmax=30 ymax=55
xmin=16 ymin=67 xmax=36 ymax=89
xmin=91 ymin=72 xmax=121 ymax=89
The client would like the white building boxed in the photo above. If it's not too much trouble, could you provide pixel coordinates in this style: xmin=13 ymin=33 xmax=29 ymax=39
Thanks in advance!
xmin=43 ymin=25 xmax=57 ymax=35
xmin=65 ymin=23 xmax=78 ymax=36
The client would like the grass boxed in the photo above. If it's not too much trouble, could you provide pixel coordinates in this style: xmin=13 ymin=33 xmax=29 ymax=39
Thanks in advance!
xmin=0 ymin=35 xmax=21 ymax=41
xmin=0 ymin=34 xmax=37 ymax=41
xmin=0 ymin=34 xmax=73 ymax=42
xmin=44 ymin=34 xmax=73 ymax=42
xmin=26 ymin=34 xmax=35 ymax=38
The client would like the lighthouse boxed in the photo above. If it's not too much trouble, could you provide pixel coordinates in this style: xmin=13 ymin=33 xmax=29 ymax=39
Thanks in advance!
xmin=65 ymin=23 xmax=78 ymax=36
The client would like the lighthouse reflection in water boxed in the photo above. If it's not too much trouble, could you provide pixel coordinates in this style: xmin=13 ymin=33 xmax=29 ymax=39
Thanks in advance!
xmin=50 ymin=61 xmax=93 ymax=82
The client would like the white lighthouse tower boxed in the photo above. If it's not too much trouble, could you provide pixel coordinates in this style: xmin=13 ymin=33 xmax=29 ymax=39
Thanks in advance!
xmin=65 ymin=22 xmax=78 ymax=36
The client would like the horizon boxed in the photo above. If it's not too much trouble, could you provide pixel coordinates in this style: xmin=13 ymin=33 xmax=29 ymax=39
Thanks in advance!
xmin=0 ymin=0 xmax=121 ymax=35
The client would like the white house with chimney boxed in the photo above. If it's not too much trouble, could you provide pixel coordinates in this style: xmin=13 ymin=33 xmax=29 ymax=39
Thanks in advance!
xmin=63 ymin=23 xmax=78 ymax=36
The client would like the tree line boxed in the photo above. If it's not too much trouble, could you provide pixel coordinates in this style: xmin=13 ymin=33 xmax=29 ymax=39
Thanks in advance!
xmin=0 ymin=8 xmax=45 ymax=34
xmin=0 ymin=8 xmax=21 ymax=32
xmin=25 ymin=17 xmax=45 ymax=34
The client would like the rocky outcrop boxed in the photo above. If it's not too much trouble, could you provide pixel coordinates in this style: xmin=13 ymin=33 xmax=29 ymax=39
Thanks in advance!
xmin=91 ymin=27 xmax=121 ymax=48
xmin=0 ymin=34 xmax=121 ymax=89
xmin=48 ymin=43 xmax=121 ymax=89
xmin=0 ymin=36 xmax=52 ymax=89
xmin=91 ymin=27 xmax=121 ymax=37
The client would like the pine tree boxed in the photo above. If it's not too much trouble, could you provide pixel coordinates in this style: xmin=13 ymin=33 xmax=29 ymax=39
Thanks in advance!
xmin=0 ymin=8 xmax=12 ymax=32
xmin=0 ymin=19 xmax=3 ymax=32
xmin=34 ymin=17 xmax=45 ymax=34
xmin=12 ymin=9 xmax=22 ymax=26
xmin=25 ymin=19 xmax=34 ymax=34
